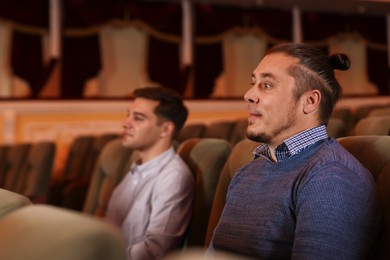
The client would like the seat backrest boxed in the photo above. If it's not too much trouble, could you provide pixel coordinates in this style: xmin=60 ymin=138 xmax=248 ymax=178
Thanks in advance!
xmin=228 ymin=118 xmax=248 ymax=146
xmin=83 ymin=138 xmax=138 ymax=217
xmin=54 ymin=133 xmax=121 ymax=211
xmin=0 ymin=188 xmax=31 ymax=219
xmin=176 ymin=138 xmax=232 ymax=247
xmin=47 ymin=134 xmax=115 ymax=208
xmin=205 ymin=138 xmax=259 ymax=247
xmin=176 ymin=123 xmax=207 ymax=143
xmin=13 ymin=141 xmax=56 ymax=203
xmin=331 ymin=107 xmax=354 ymax=134
xmin=61 ymin=135 xmax=95 ymax=181
xmin=203 ymin=121 xmax=236 ymax=140
xmin=352 ymin=116 xmax=390 ymax=136
xmin=1 ymin=143 xmax=31 ymax=191
xmin=83 ymin=133 xmax=120 ymax=181
xmin=0 ymin=145 xmax=10 ymax=186
xmin=368 ymin=106 xmax=390 ymax=117
xmin=0 ymin=205 xmax=127 ymax=260
xmin=337 ymin=135 xmax=390 ymax=259
xmin=354 ymin=104 xmax=389 ymax=124
xmin=327 ymin=117 xmax=348 ymax=138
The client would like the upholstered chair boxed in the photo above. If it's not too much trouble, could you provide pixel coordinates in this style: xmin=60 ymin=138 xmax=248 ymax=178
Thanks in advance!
xmin=205 ymin=138 xmax=258 ymax=247
xmin=60 ymin=133 xmax=120 ymax=211
xmin=0 ymin=188 xmax=31 ymax=219
xmin=1 ymin=143 xmax=30 ymax=192
xmin=203 ymin=121 xmax=236 ymax=141
xmin=352 ymin=116 xmax=390 ymax=136
xmin=0 ymin=145 xmax=10 ymax=186
xmin=176 ymin=138 xmax=232 ymax=247
xmin=338 ymin=135 xmax=390 ymax=259
xmin=326 ymin=117 xmax=348 ymax=138
xmin=176 ymin=123 xmax=207 ymax=144
xmin=354 ymin=104 xmax=389 ymax=125
xmin=1 ymin=142 xmax=55 ymax=203
xmin=0 ymin=205 xmax=127 ymax=260
xmin=83 ymin=138 xmax=137 ymax=217
xmin=331 ymin=107 xmax=354 ymax=134
xmin=47 ymin=135 xmax=94 ymax=206
xmin=228 ymin=118 xmax=248 ymax=146
xmin=368 ymin=106 xmax=390 ymax=117
xmin=19 ymin=141 xmax=55 ymax=203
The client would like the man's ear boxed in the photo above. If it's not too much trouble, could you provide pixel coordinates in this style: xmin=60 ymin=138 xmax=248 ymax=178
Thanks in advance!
xmin=160 ymin=121 xmax=175 ymax=138
xmin=302 ymin=89 xmax=321 ymax=114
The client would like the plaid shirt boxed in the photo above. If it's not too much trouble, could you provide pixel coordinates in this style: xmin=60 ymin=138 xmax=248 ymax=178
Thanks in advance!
xmin=253 ymin=125 xmax=328 ymax=162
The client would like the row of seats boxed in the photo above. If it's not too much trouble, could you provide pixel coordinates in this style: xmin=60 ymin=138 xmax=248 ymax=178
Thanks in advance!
xmin=330 ymin=104 xmax=390 ymax=135
xmin=46 ymin=133 xmax=119 ymax=210
xmin=1 ymin=103 xmax=388 ymax=213
xmin=0 ymin=142 xmax=55 ymax=203
xmin=177 ymin=105 xmax=390 ymax=146
xmin=0 ymin=135 xmax=389 ymax=259
xmin=0 ymin=133 xmax=120 ymax=211
xmin=42 ymin=103 xmax=390 ymax=212
xmin=5 ymin=102 xmax=385 ymax=211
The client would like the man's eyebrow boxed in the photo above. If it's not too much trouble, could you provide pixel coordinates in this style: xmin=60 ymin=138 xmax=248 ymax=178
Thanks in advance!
xmin=252 ymin=72 xmax=277 ymax=79
xmin=133 ymin=111 xmax=147 ymax=118
xmin=260 ymin=72 xmax=276 ymax=79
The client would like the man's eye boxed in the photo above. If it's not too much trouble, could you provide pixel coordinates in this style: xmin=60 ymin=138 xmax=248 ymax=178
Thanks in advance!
xmin=263 ymin=83 xmax=272 ymax=90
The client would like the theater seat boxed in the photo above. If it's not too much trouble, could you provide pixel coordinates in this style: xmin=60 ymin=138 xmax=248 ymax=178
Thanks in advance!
xmin=1 ymin=142 xmax=55 ymax=203
xmin=327 ymin=118 xmax=348 ymax=138
xmin=176 ymin=123 xmax=207 ymax=143
xmin=0 ymin=205 xmax=127 ymax=260
xmin=352 ymin=116 xmax=390 ymax=136
xmin=203 ymin=121 xmax=236 ymax=140
xmin=82 ymin=138 xmax=138 ymax=217
xmin=1 ymin=143 xmax=30 ymax=192
xmin=60 ymin=133 xmax=120 ymax=211
xmin=338 ymin=135 xmax=390 ymax=259
xmin=177 ymin=138 xmax=232 ymax=247
xmin=47 ymin=135 xmax=94 ymax=206
xmin=205 ymin=138 xmax=259 ymax=246
xmin=0 ymin=188 xmax=31 ymax=219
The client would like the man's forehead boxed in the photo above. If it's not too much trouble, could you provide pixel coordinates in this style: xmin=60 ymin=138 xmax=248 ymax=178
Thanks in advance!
xmin=129 ymin=98 xmax=158 ymax=112
xmin=254 ymin=53 xmax=298 ymax=75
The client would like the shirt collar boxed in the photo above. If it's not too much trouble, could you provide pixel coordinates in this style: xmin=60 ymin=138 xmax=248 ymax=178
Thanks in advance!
xmin=130 ymin=146 xmax=175 ymax=177
xmin=253 ymin=125 xmax=328 ymax=162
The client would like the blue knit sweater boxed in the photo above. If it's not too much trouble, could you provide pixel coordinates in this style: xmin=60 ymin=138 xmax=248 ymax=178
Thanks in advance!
xmin=211 ymin=138 xmax=380 ymax=259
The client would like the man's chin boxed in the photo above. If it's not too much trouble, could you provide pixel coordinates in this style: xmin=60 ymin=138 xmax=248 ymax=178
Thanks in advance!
xmin=247 ymin=131 xmax=270 ymax=144
xmin=121 ymin=137 xmax=133 ymax=147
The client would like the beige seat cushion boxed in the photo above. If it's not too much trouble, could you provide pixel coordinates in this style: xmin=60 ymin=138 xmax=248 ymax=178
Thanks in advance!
xmin=0 ymin=205 xmax=127 ymax=260
xmin=0 ymin=188 xmax=31 ymax=219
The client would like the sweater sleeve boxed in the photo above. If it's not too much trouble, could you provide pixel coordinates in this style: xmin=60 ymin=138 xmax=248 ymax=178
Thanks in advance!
xmin=292 ymin=165 xmax=380 ymax=259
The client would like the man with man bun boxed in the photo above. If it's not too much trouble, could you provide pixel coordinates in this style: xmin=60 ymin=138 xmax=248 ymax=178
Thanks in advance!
xmin=209 ymin=43 xmax=380 ymax=259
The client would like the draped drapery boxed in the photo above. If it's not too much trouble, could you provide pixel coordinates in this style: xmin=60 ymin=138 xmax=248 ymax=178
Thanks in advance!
xmin=194 ymin=5 xmax=293 ymax=98
xmin=0 ymin=0 xmax=184 ymax=98
xmin=0 ymin=1 xmax=388 ymax=98
xmin=194 ymin=6 xmax=388 ymax=97
xmin=302 ymin=12 xmax=388 ymax=95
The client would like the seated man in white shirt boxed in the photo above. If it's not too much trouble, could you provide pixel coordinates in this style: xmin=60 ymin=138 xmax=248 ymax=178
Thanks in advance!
xmin=106 ymin=86 xmax=194 ymax=260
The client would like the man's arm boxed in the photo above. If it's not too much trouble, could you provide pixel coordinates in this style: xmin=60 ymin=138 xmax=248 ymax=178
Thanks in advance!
xmin=129 ymin=169 xmax=194 ymax=259
xmin=293 ymin=167 xmax=380 ymax=259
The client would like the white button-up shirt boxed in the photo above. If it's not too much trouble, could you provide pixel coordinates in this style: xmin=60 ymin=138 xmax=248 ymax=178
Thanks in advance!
xmin=106 ymin=147 xmax=194 ymax=260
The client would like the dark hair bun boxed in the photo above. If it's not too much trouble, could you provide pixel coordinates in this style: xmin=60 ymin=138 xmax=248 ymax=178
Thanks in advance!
xmin=329 ymin=53 xmax=350 ymax=71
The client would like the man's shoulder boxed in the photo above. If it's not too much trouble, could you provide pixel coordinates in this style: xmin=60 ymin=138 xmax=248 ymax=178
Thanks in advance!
xmin=162 ymin=153 xmax=193 ymax=178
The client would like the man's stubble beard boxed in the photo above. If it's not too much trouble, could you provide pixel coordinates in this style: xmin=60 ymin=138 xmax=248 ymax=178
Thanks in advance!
xmin=246 ymin=102 xmax=299 ymax=144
